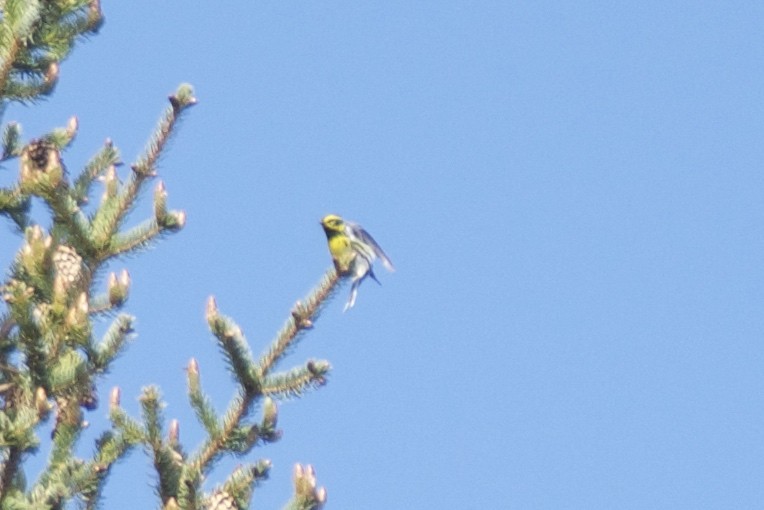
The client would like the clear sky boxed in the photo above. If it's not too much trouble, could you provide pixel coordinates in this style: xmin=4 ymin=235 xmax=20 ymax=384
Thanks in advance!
xmin=4 ymin=1 xmax=764 ymax=508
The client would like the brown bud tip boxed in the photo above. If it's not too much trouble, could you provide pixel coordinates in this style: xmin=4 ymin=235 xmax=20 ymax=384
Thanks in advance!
xmin=306 ymin=465 xmax=317 ymax=488
xmin=205 ymin=296 xmax=218 ymax=321
xmin=35 ymin=387 xmax=50 ymax=416
xmin=67 ymin=116 xmax=78 ymax=135
xmin=31 ymin=225 xmax=43 ymax=240
xmin=109 ymin=386 xmax=121 ymax=410
xmin=263 ymin=397 xmax=278 ymax=421
xmin=46 ymin=62 xmax=59 ymax=84
xmin=169 ymin=419 xmax=180 ymax=443
xmin=119 ymin=269 xmax=130 ymax=287
xmin=77 ymin=292 xmax=89 ymax=313
xmin=188 ymin=358 xmax=199 ymax=377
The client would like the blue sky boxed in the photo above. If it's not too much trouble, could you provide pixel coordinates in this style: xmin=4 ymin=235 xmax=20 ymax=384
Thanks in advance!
xmin=3 ymin=1 xmax=764 ymax=508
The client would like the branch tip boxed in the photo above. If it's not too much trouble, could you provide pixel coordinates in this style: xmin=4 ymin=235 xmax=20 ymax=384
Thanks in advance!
xmin=188 ymin=358 xmax=199 ymax=377
xmin=169 ymin=419 xmax=180 ymax=443
xmin=109 ymin=387 xmax=121 ymax=411
xmin=205 ymin=296 xmax=218 ymax=323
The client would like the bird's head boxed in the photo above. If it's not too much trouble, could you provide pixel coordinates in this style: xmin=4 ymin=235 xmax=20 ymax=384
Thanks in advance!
xmin=320 ymin=214 xmax=346 ymax=235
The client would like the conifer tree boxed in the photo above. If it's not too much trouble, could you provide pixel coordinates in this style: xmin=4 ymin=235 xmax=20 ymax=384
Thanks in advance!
xmin=1 ymin=2 xmax=335 ymax=508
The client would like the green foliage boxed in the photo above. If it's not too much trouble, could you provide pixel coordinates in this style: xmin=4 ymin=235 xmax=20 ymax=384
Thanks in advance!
xmin=0 ymin=4 xmax=334 ymax=509
xmin=0 ymin=0 xmax=102 ymax=106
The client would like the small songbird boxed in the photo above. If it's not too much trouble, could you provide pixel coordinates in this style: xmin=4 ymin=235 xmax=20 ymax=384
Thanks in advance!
xmin=320 ymin=214 xmax=394 ymax=311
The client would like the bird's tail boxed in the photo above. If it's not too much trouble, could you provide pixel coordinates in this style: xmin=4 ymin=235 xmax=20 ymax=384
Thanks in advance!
xmin=343 ymin=280 xmax=361 ymax=312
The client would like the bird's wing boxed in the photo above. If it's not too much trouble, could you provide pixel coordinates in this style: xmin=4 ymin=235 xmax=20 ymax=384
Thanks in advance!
xmin=346 ymin=222 xmax=395 ymax=272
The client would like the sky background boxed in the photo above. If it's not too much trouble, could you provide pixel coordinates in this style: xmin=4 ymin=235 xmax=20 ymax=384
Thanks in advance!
xmin=2 ymin=1 xmax=764 ymax=508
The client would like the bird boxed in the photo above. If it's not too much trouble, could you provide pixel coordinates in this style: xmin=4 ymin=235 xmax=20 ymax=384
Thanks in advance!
xmin=320 ymin=214 xmax=394 ymax=311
